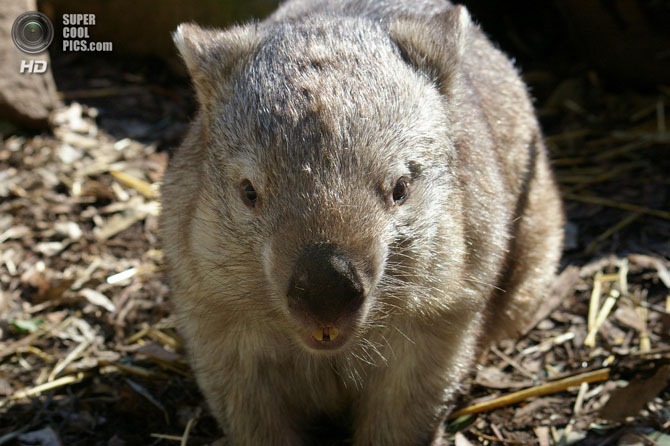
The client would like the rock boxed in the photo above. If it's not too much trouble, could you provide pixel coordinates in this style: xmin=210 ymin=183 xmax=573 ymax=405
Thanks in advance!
xmin=0 ymin=0 xmax=61 ymax=130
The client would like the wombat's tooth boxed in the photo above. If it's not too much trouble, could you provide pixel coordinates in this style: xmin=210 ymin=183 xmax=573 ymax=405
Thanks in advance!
xmin=312 ymin=326 xmax=339 ymax=342
xmin=329 ymin=327 xmax=339 ymax=341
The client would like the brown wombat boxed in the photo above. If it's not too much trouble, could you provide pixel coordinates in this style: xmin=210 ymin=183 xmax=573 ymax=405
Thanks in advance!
xmin=160 ymin=0 xmax=564 ymax=444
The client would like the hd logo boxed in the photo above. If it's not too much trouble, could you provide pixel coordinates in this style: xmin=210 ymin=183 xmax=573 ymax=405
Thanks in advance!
xmin=11 ymin=11 xmax=54 ymax=74
xmin=20 ymin=60 xmax=48 ymax=74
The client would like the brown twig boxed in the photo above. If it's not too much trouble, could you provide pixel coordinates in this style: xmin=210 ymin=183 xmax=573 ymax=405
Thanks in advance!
xmin=448 ymin=368 xmax=611 ymax=420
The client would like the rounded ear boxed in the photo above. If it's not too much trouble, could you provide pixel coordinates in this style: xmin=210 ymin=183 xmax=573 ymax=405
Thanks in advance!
xmin=173 ymin=22 xmax=260 ymax=109
xmin=388 ymin=5 xmax=471 ymax=93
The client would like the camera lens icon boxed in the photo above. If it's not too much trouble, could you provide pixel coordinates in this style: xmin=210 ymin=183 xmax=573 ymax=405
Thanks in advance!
xmin=12 ymin=12 xmax=54 ymax=54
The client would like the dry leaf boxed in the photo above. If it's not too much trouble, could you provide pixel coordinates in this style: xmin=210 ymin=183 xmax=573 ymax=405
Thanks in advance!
xmin=18 ymin=426 xmax=63 ymax=446
xmin=80 ymin=288 xmax=116 ymax=312
xmin=599 ymin=365 xmax=670 ymax=422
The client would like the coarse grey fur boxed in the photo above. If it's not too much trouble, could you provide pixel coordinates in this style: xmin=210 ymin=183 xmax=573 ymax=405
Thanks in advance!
xmin=160 ymin=0 xmax=564 ymax=444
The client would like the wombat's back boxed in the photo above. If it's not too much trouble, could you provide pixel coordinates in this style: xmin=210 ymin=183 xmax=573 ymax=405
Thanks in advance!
xmin=270 ymin=0 xmax=452 ymax=21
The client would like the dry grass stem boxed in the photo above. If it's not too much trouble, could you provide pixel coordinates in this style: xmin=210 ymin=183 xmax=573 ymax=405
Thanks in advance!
xmin=448 ymin=368 xmax=611 ymax=419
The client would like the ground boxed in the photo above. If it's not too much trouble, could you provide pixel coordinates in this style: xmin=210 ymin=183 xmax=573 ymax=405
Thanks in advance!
xmin=1 ymin=33 xmax=669 ymax=446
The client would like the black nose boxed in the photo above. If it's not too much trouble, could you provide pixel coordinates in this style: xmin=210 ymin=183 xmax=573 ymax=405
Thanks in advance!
xmin=287 ymin=244 xmax=366 ymax=324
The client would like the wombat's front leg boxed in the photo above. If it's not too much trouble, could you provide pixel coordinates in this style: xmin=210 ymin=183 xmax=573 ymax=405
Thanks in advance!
xmin=352 ymin=324 xmax=477 ymax=446
xmin=197 ymin=363 xmax=304 ymax=446
xmin=186 ymin=325 xmax=303 ymax=446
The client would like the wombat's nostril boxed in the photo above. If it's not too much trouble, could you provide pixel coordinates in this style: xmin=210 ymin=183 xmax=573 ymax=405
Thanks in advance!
xmin=287 ymin=244 xmax=366 ymax=324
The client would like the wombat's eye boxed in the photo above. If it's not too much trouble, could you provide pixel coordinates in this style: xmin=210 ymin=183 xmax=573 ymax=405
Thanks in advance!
xmin=392 ymin=177 xmax=410 ymax=204
xmin=240 ymin=179 xmax=258 ymax=208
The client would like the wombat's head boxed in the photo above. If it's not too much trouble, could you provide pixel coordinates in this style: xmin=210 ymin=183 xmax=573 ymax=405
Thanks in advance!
xmin=173 ymin=8 xmax=471 ymax=354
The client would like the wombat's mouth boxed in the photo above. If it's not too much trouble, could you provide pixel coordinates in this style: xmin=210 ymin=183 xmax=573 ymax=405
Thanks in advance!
xmin=301 ymin=326 xmax=348 ymax=351
xmin=292 ymin=317 xmax=353 ymax=352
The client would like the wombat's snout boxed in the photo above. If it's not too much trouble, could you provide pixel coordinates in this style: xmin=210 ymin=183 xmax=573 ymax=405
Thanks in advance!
xmin=287 ymin=244 xmax=367 ymax=350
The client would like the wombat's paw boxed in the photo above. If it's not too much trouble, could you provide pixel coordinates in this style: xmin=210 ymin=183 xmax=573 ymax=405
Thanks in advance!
xmin=209 ymin=437 xmax=228 ymax=446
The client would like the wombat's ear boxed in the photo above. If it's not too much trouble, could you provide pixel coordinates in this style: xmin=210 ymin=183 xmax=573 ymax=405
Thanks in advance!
xmin=389 ymin=6 xmax=471 ymax=93
xmin=173 ymin=23 xmax=259 ymax=108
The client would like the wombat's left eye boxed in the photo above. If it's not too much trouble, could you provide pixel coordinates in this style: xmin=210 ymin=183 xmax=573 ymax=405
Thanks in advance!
xmin=392 ymin=177 xmax=410 ymax=204
xmin=240 ymin=179 xmax=258 ymax=208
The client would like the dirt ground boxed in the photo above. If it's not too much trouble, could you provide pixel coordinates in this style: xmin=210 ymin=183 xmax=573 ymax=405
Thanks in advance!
xmin=1 ymin=19 xmax=669 ymax=446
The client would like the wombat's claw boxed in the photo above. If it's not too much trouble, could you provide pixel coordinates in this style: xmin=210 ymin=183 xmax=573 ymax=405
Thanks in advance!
xmin=312 ymin=326 xmax=339 ymax=342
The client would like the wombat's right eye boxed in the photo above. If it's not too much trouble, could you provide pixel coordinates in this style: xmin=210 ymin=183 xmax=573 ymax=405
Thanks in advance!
xmin=392 ymin=177 xmax=410 ymax=204
xmin=240 ymin=179 xmax=258 ymax=208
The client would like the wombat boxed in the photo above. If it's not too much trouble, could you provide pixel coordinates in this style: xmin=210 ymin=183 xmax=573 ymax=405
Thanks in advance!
xmin=160 ymin=0 xmax=564 ymax=444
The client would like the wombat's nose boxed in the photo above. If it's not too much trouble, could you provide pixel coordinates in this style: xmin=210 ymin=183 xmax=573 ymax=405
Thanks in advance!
xmin=287 ymin=244 xmax=366 ymax=324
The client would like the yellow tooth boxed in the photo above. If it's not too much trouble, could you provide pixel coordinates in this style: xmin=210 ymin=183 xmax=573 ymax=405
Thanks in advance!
xmin=312 ymin=326 xmax=339 ymax=342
